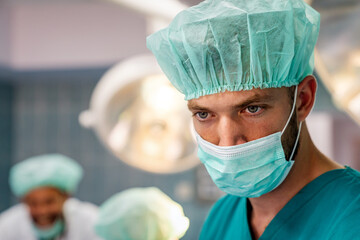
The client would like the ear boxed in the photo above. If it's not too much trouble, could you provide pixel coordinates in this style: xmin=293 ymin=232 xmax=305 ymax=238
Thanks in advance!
xmin=297 ymin=75 xmax=317 ymax=122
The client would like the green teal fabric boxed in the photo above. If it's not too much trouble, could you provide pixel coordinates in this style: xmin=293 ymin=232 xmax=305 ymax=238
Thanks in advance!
xmin=32 ymin=219 xmax=64 ymax=240
xmin=147 ymin=0 xmax=320 ymax=100
xmin=9 ymin=154 xmax=83 ymax=197
xmin=95 ymin=187 xmax=189 ymax=240
xmin=200 ymin=167 xmax=360 ymax=239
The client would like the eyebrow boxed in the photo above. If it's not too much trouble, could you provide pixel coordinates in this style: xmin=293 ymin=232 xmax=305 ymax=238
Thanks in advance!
xmin=187 ymin=93 xmax=275 ymax=111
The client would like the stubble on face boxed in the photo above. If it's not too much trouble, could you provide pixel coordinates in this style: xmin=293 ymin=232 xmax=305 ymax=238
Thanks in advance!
xmin=281 ymin=86 xmax=300 ymax=161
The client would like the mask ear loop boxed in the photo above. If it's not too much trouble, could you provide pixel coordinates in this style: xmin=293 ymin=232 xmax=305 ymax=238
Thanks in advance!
xmin=281 ymin=85 xmax=302 ymax=161
xmin=281 ymin=85 xmax=298 ymax=135
xmin=289 ymin=122 xmax=302 ymax=161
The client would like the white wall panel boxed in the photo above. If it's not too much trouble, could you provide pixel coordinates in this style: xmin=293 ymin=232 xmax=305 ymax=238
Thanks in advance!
xmin=7 ymin=2 xmax=148 ymax=70
xmin=0 ymin=2 xmax=12 ymax=67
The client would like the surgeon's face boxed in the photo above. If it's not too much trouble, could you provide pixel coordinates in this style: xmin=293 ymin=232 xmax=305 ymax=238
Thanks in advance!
xmin=188 ymin=87 xmax=298 ymax=159
xmin=23 ymin=187 xmax=68 ymax=228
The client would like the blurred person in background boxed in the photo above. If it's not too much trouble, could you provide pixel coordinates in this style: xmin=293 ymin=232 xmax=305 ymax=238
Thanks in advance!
xmin=94 ymin=187 xmax=189 ymax=240
xmin=147 ymin=0 xmax=360 ymax=239
xmin=0 ymin=154 xmax=101 ymax=240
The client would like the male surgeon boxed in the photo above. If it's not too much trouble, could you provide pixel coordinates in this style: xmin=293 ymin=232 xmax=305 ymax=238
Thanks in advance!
xmin=147 ymin=0 xmax=360 ymax=239
xmin=0 ymin=154 xmax=101 ymax=240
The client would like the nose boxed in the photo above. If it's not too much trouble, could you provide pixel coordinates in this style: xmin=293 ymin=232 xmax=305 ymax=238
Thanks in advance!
xmin=32 ymin=204 xmax=51 ymax=216
xmin=217 ymin=116 xmax=245 ymax=146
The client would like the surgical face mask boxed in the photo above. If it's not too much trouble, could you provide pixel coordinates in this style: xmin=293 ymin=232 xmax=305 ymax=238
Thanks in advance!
xmin=195 ymin=86 xmax=302 ymax=198
xmin=33 ymin=219 xmax=64 ymax=240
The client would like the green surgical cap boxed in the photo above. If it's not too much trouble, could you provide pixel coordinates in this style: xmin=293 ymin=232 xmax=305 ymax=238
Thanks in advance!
xmin=147 ymin=0 xmax=320 ymax=100
xmin=9 ymin=154 xmax=83 ymax=197
xmin=95 ymin=187 xmax=190 ymax=240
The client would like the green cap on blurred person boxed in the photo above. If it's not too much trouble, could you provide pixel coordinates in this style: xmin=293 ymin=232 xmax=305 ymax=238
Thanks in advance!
xmin=147 ymin=0 xmax=320 ymax=100
xmin=95 ymin=187 xmax=190 ymax=240
xmin=9 ymin=154 xmax=83 ymax=197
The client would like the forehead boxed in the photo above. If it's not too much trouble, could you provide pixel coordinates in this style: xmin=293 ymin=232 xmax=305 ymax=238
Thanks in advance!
xmin=24 ymin=187 xmax=64 ymax=201
xmin=187 ymin=87 xmax=289 ymax=110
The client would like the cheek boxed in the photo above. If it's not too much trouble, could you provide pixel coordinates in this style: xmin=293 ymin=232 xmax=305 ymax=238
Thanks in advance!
xmin=246 ymin=124 xmax=276 ymax=141
xmin=192 ymin=119 xmax=205 ymax=134
xmin=193 ymin=120 xmax=219 ymax=144
xmin=250 ymin=108 xmax=291 ymax=138
xmin=49 ymin=201 xmax=64 ymax=214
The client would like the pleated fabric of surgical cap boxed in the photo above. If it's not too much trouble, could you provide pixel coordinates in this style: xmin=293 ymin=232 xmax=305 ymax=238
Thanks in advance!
xmin=95 ymin=187 xmax=189 ymax=240
xmin=147 ymin=0 xmax=320 ymax=100
xmin=9 ymin=154 xmax=83 ymax=197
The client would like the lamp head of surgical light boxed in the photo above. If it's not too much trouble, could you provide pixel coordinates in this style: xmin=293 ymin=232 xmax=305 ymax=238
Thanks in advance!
xmin=80 ymin=55 xmax=199 ymax=173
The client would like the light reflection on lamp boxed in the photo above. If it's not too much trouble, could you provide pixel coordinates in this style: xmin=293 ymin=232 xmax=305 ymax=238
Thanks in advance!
xmin=141 ymin=75 xmax=185 ymax=113
xmin=349 ymin=93 xmax=360 ymax=119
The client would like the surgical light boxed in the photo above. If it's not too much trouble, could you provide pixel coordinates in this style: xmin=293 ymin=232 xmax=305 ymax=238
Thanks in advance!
xmin=79 ymin=55 xmax=199 ymax=173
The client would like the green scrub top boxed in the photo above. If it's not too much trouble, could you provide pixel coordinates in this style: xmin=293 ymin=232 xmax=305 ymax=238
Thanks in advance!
xmin=200 ymin=167 xmax=360 ymax=240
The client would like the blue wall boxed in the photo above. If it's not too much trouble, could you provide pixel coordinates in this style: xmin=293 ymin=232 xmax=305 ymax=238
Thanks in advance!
xmin=0 ymin=82 xmax=12 ymax=212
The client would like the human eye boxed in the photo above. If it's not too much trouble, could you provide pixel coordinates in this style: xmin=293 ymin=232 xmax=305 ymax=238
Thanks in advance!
xmin=244 ymin=105 xmax=263 ymax=115
xmin=194 ymin=112 xmax=210 ymax=121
